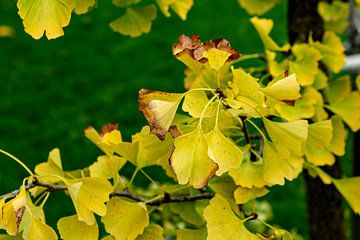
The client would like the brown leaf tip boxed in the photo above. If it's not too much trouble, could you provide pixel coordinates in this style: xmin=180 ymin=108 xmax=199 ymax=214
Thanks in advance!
xmin=100 ymin=123 xmax=119 ymax=137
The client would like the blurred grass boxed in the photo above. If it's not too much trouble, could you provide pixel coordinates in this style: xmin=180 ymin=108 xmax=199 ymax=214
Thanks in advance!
xmin=0 ymin=0 xmax=353 ymax=239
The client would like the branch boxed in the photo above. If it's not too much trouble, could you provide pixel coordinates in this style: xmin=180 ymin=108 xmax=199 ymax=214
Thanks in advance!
xmin=0 ymin=180 xmax=214 ymax=206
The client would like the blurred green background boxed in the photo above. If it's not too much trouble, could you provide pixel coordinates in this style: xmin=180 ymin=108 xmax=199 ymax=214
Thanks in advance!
xmin=0 ymin=0 xmax=354 ymax=239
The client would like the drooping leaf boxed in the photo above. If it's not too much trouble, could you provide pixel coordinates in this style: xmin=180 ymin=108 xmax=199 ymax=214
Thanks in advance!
xmin=250 ymin=17 xmax=290 ymax=51
xmin=204 ymin=194 xmax=258 ymax=240
xmin=237 ymin=0 xmax=279 ymax=15
xmin=156 ymin=0 xmax=193 ymax=20
xmin=17 ymin=0 xmax=74 ymax=39
xmin=333 ymin=177 xmax=360 ymax=214
xmin=170 ymin=126 xmax=218 ymax=188
xmin=57 ymin=215 xmax=98 ymax=240
xmin=102 ymin=198 xmax=149 ymax=239
xmin=74 ymin=0 xmax=96 ymax=14
xmin=176 ymin=228 xmax=207 ymax=240
xmin=234 ymin=186 xmax=269 ymax=204
xmin=136 ymin=224 xmax=164 ymax=240
xmin=110 ymin=5 xmax=157 ymax=37
xmin=289 ymin=44 xmax=322 ymax=86
xmin=260 ymin=74 xmax=301 ymax=100
xmin=138 ymin=89 xmax=183 ymax=140
xmin=65 ymin=178 xmax=113 ymax=225
xmin=328 ymin=116 xmax=348 ymax=156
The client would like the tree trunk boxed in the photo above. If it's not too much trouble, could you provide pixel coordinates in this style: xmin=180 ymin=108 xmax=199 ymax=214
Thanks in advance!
xmin=288 ymin=1 xmax=346 ymax=240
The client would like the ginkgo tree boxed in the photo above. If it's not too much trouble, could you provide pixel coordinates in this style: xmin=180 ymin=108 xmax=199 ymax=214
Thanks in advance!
xmin=1 ymin=0 xmax=360 ymax=240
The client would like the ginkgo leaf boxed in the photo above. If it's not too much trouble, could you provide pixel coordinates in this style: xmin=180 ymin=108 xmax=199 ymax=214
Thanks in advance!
xmin=237 ymin=0 xmax=279 ymax=15
xmin=138 ymin=89 xmax=183 ymax=140
xmin=333 ymin=177 xmax=360 ymax=214
xmin=204 ymin=194 xmax=258 ymax=240
xmin=324 ymin=76 xmax=351 ymax=105
xmin=17 ymin=0 xmax=74 ymax=39
xmin=229 ymin=158 xmax=267 ymax=188
xmin=136 ymin=224 xmax=164 ymax=240
xmin=177 ymin=228 xmax=207 ymax=240
xmin=274 ymin=229 xmax=293 ymax=240
xmin=310 ymin=88 xmax=328 ymax=122
xmin=110 ymin=5 xmax=157 ymax=37
xmin=326 ymin=91 xmax=360 ymax=132
xmin=34 ymin=148 xmax=63 ymax=183
xmin=170 ymin=126 xmax=218 ymax=188
xmin=263 ymin=118 xmax=308 ymax=157
xmin=306 ymin=164 xmax=333 ymax=185
xmin=305 ymin=120 xmax=335 ymax=166
xmin=328 ymin=116 xmax=348 ymax=156
xmin=260 ymin=74 xmax=301 ymax=100
xmin=182 ymin=90 xmax=215 ymax=118
xmin=170 ymin=202 xmax=205 ymax=227
xmin=65 ymin=178 xmax=113 ymax=225
xmin=250 ymin=17 xmax=290 ymax=51
xmin=57 ymin=215 xmax=98 ymax=240
xmin=84 ymin=124 xmax=122 ymax=155
xmin=0 ymin=199 xmax=18 ymax=236
xmin=310 ymin=31 xmax=345 ymax=73
xmin=318 ymin=1 xmax=349 ymax=34
xmin=74 ymin=0 xmax=96 ymax=14
xmin=206 ymin=126 xmax=243 ymax=175
xmin=289 ymin=44 xmax=322 ymax=86
xmin=234 ymin=186 xmax=269 ymax=204
xmin=89 ymin=155 xmax=126 ymax=181
xmin=113 ymin=0 xmax=141 ymax=7
xmin=265 ymin=50 xmax=288 ymax=77
xmin=102 ymin=198 xmax=149 ymax=240
xmin=312 ymin=69 xmax=328 ymax=90
xmin=156 ymin=0 xmax=193 ymax=20
xmin=202 ymin=48 xmax=232 ymax=71
xmin=28 ymin=218 xmax=57 ymax=240
xmin=262 ymin=140 xmax=303 ymax=185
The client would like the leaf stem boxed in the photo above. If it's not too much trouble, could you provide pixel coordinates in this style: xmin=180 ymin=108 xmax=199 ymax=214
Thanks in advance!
xmin=246 ymin=119 xmax=267 ymax=140
xmin=128 ymin=168 xmax=139 ymax=189
xmin=198 ymin=95 xmax=218 ymax=128
xmin=0 ymin=148 xmax=34 ymax=176
xmin=139 ymin=168 xmax=159 ymax=187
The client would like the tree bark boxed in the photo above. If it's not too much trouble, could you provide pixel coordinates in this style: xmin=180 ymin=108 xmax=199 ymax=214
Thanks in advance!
xmin=288 ymin=1 xmax=346 ymax=240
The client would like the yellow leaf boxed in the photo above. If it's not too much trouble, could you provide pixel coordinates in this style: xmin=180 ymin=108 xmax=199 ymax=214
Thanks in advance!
xmin=74 ymin=0 xmax=96 ymax=14
xmin=318 ymin=1 xmax=349 ymax=34
xmin=333 ymin=177 xmax=360 ymax=214
xmin=311 ymin=88 xmax=328 ymax=122
xmin=206 ymin=126 xmax=243 ymax=175
xmin=305 ymin=120 xmax=335 ymax=166
xmin=156 ymin=0 xmax=193 ymax=20
xmin=328 ymin=116 xmax=348 ymax=156
xmin=234 ymin=187 xmax=269 ymax=204
xmin=204 ymin=194 xmax=258 ymax=240
xmin=260 ymin=74 xmax=301 ymax=100
xmin=263 ymin=140 xmax=303 ymax=185
xmin=202 ymin=48 xmax=231 ymax=71
xmin=170 ymin=127 xmax=218 ymax=188
xmin=326 ymin=92 xmax=360 ymax=132
xmin=34 ymin=148 xmax=63 ymax=183
xmin=176 ymin=228 xmax=207 ymax=240
xmin=66 ymin=178 xmax=113 ymax=225
xmin=250 ymin=17 xmax=290 ymax=51
xmin=58 ymin=215 xmax=98 ymax=240
xmin=312 ymin=69 xmax=328 ymax=90
xmin=89 ymin=155 xmax=126 ymax=181
xmin=138 ymin=89 xmax=183 ymax=140
xmin=0 ymin=199 xmax=18 ymax=236
xmin=265 ymin=50 xmax=288 ymax=77
xmin=237 ymin=0 xmax=279 ymax=15
xmin=289 ymin=44 xmax=322 ymax=86
xmin=310 ymin=31 xmax=345 ymax=73
xmin=263 ymin=118 xmax=308 ymax=157
xmin=182 ymin=91 xmax=216 ymax=118
xmin=324 ymin=76 xmax=351 ymax=105
xmin=110 ymin=5 xmax=157 ymax=37
xmin=229 ymin=157 xmax=267 ymax=188
xmin=102 ymin=198 xmax=149 ymax=240
xmin=28 ymin=218 xmax=57 ymax=240
xmin=17 ymin=0 xmax=73 ymax=39
xmin=136 ymin=224 xmax=164 ymax=240
xmin=84 ymin=125 xmax=122 ymax=155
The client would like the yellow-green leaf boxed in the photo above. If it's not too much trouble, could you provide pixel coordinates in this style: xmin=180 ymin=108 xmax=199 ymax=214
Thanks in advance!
xmin=237 ymin=0 xmax=279 ymax=15
xmin=182 ymin=90 xmax=215 ymax=118
xmin=57 ymin=215 xmax=98 ymax=240
xmin=289 ymin=44 xmax=322 ymax=86
xmin=328 ymin=116 xmax=348 ymax=156
xmin=356 ymin=75 xmax=360 ymax=92
xmin=234 ymin=186 xmax=269 ymax=204
xmin=250 ymin=17 xmax=290 ymax=51
xmin=260 ymin=74 xmax=301 ymax=100
xmin=138 ymin=89 xmax=183 ymax=140
xmin=136 ymin=224 xmax=164 ymax=240
xmin=170 ymin=202 xmax=205 ymax=227
xmin=170 ymin=126 xmax=218 ymax=188
xmin=156 ymin=0 xmax=193 ymax=20
xmin=204 ymin=194 xmax=258 ymax=240
xmin=229 ymin=157 xmax=267 ymax=188
xmin=74 ymin=0 xmax=96 ymax=14
xmin=17 ymin=0 xmax=74 ymax=39
xmin=333 ymin=177 xmax=360 ymax=214
xmin=102 ymin=198 xmax=149 ymax=240
xmin=312 ymin=69 xmax=328 ymax=90
xmin=110 ymin=5 xmax=157 ymax=37
xmin=35 ymin=148 xmax=63 ymax=183
xmin=318 ymin=1 xmax=349 ymax=34
xmin=176 ymin=228 xmax=207 ymax=240
xmin=324 ymin=76 xmax=351 ymax=105
xmin=89 ymin=155 xmax=126 ymax=181
xmin=113 ymin=0 xmax=141 ymax=7
xmin=28 ymin=218 xmax=57 ymax=240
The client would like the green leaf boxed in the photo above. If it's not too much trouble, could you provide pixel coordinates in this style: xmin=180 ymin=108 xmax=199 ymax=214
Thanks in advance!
xmin=110 ymin=5 xmax=157 ymax=37
xmin=156 ymin=0 xmax=193 ymax=20
xmin=170 ymin=202 xmax=205 ymax=227
xmin=204 ymin=194 xmax=258 ymax=240
xmin=17 ymin=0 xmax=74 ymax=39
xmin=176 ymin=228 xmax=207 ymax=240
xmin=113 ymin=0 xmax=141 ymax=7
xmin=138 ymin=89 xmax=183 ymax=139
xmin=237 ymin=0 xmax=279 ymax=16
xmin=250 ymin=17 xmax=290 ymax=51
xmin=170 ymin=126 xmax=218 ymax=188
xmin=289 ymin=44 xmax=322 ymax=86
xmin=57 ymin=215 xmax=98 ymax=240
xmin=333 ymin=177 xmax=360 ymax=214
xmin=102 ymin=198 xmax=149 ymax=239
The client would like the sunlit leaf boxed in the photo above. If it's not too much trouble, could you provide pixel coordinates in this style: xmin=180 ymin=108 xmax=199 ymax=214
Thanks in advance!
xmin=138 ymin=89 xmax=183 ymax=140
xmin=34 ymin=148 xmax=63 ymax=183
xmin=110 ymin=5 xmax=157 ymax=37
xmin=260 ymin=74 xmax=301 ymax=100
xmin=176 ymin=228 xmax=207 ymax=240
xmin=328 ymin=116 xmax=348 ymax=156
xmin=89 ymin=155 xmax=126 ymax=181
xmin=17 ymin=0 xmax=73 ymax=39
xmin=102 ymin=198 xmax=149 ymax=239
xmin=250 ymin=17 xmax=290 ymax=51
xmin=237 ymin=0 xmax=279 ymax=15
xmin=170 ymin=126 xmax=218 ymax=188
xmin=156 ymin=0 xmax=193 ymax=20
xmin=204 ymin=194 xmax=258 ymax=240
xmin=28 ymin=218 xmax=57 ymax=240
xmin=58 ymin=215 xmax=98 ymax=240
xmin=265 ymin=50 xmax=288 ymax=77
xmin=312 ymin=69 xmax=328 ymax=90
xmin=234 ymin=186 xmax=269 ymax=204
xmin=84 ymin=124 xmax=122 ymax=155
xmin=289 ymin=44 xmax=322 ymax=86
xmin=182 ymin=91 xmax=216 ymax=118
xmin=333 ymin=177 xmax=360 ymax=214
